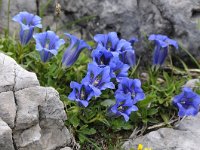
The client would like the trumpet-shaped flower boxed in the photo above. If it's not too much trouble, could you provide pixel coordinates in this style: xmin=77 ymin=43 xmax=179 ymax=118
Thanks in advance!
xmin=68 ymin=81 xmax=97 ymax=107
xmin=12 ymin=11 xmax=42 ymax=45
xmin=116 ymin=77 xmax=145 ymax=104
xmin=94 ymin=32 xmax=137 ymax=67
xmin=149 ymin=34 xmax=178 ymax=66
xmin=81 ymin=63 xmax=115 ymax=95
xmin=92 ymin=44 xmax=114 ymax=67
xmin=62 ymin=33 xmax=91 ymax=67
xmin=109 ymin=56 xmax=130 ymax=81
xmin=119 ymin=50 xmax=136 ymax=67
xmin=172 ymin=87 xmax=200 ymax=117
xmin=33 ymin=31 xmax=65 ymax=62
xmin=110 ymin=92 xmax=138 ymax=122
xmin=94 ymin=32 xmax=119 ymax=51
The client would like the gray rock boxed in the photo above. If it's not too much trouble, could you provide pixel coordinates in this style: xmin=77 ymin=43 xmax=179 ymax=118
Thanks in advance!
xmin=0 ymin=91 xmax=16 ymax=128
xmin=0 ymin=118 xmax=15 ymax=150
xmin=2 ymin=0 xmax=200 ymax=64
xmin=123 ymin=113 xmax=200 ymax=150
xmin=14 ymin=124 xmax=42 ymax=150
xmin=60 ymin=147 xmax=73 ymax=150
xmin=0 ymin=53 xmax=15 ymax=92
xmin=0 ymin=52 xmax=77 ymax=150
xmin=15 ymin=86 xmax=46 ymax=130
xmin=184 ymin=79 xmax=200 ymax=88
xmin=14 ymin=64 xmax=40 ymax=91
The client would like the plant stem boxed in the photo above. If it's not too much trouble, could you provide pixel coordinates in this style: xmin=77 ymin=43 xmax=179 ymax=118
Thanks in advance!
xmin=7 ymin=0 xmax=11 ymax=36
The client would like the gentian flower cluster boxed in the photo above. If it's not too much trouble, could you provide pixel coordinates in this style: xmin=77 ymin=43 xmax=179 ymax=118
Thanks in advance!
xmin=172 ymin=87 xmax=200 ymax=117
xmin=148 ymin=34 xmax=178 ymax=66
xmin=14 ymin=12 xmax=194 ymax=122
xmin=68 ymin=32 xmax=145 ymax=121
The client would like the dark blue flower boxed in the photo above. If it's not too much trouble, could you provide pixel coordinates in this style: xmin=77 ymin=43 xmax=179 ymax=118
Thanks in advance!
xmin=149 ymin=34 xmax=178 ymax=66
xmin=94 ymin=32 xmax=119 ymax=51
xmin=119 ymin=50 xmax=136 ymax=67
xmin=109 ymin=56 xmax=130 ymax=81
xmin=116 ymin=77 xmax=145 ymax=104
xmin=81 ymin=63 xmax=115 ymax=95
xmin=172 ymin=87 xmax=200 ymax=117
xmin=129 ymin=37 xmax=138 ymax=45
xmin=68 ymin=81 xmax=97 ymax=107
xmin=62 ymin=33 xmax=91 ymax=67
xmin=33 ymin=31 xmax=65 ymax=62
xmin=114 ymin=39 xmax=136 ymax=67
xmin=110 ymin=92 xmax=138 ymax=122
xmin=92 ymin=44 xmax=114 ymax=67
xmin=12 ymin=11 xmax=42 ymax=45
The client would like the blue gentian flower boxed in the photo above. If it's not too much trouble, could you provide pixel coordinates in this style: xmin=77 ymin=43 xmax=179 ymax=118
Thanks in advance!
xmin=68 ymin=81 xmax=97 ymax=107
xmin=119 ymin=50 xmax=136 ymax=67
xmin=116 ymin=77 xmax=145 ymax=104
xmin=62 ymin=33 xmax=91 ymax=67
xmin=33 ymin=31 xmax=65 ymax=62
xmin=12 ymin=11 xmax=42 ymax=45
xmin=92 ymin=44 xmax=114 ymax=67
xmin=116 ymin=39 xmax=133 ymax=52
xmin=109 ymin=56 xmax=130 ymax=81
xmin=115 ymin=39 xmax=136 ymax=66
xmin=81 ymin=63 xmax=115 ymax=95
xmin=129 ymin=37 xmax=138 ymax=45
xmin=172 ymin=87 xmax=200 ymax=117
xmin=94 ymin=32 xmax=119 ymax=51
xmin=149 ymin=34 xmax=178 ymax=66
xmin=110 ymin=92 xmax=138 ymax=122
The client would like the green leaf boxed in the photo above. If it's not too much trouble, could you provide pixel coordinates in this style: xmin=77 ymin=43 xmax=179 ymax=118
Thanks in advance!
xmin=147 ymin=108 xmax=158 ymax=116
xmin=68 ymin=114 xmax=80 ymax=128
xmin=138 ymin=95 xmax=155 ymax=108
xmin=100 ymin=99 xmax=115 ymax=107
xmin=160 ymin=113 xmax=169 ymax=124
xmin=78 ymin=127 xmax=96 ymax=135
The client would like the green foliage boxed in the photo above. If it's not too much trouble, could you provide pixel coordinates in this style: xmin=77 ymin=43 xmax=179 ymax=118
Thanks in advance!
xmin=0 ymin=31 xmax=196 ymax=149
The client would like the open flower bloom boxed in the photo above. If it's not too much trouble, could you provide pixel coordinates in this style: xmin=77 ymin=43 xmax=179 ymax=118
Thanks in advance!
xmin=149 ymin=34 xmax=178 ymax=66
xmin=94 ymin=32 xmax=119 ymax=51
xmin=62 ymin=33 xmax=91 ymax=67
xmin=109 ymin=56 xmax=130 ymax=81
xmin=33 ymin=31 xmax=65 ymax=62
xmin=12 ymin=11 xmax=42 ymax=45
xmin=92 ymin=44 xmax=114 ymax=67
xmin=116 ymin=77 xmax=145 ymax=104
xmin=68 ymin=81 xmax=97 ymax=107
xmin=81 ymin=63 xmax=115 ymax=96
xmin=172 ymin=87 xmax=200 ymax=117
xmin=110 ymin=92 xmax=138 ymax=122
xmin=94 ymin=32 xmax=136 ymax=67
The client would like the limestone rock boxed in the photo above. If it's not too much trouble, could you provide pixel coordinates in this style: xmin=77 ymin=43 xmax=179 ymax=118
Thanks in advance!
xmin=0 ymin=52 xmax=77 ymax=150
xmin=1 ymin=0 xmax=200 ymax=64
xmin=0 ymin=118 xmax=15 ymax=150
xmin=122 ymin=113 xmax=200 ymax=150
xmin=184 ymin=79 xmax=200 ymax=88
xmin=0 ymin=91 xmax=16 ymax=128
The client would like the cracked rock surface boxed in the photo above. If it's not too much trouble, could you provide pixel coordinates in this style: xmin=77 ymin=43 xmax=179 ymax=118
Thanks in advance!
xmin=1 ymin=0 xmax=200 ymax=63
xmin=122 ymin=113 xmax=200 ymax=150
xmin=0 ymin=53 xmax=77 ymax=150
